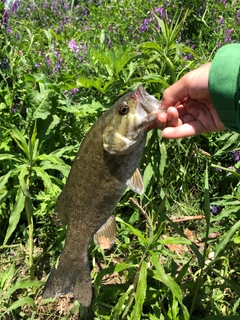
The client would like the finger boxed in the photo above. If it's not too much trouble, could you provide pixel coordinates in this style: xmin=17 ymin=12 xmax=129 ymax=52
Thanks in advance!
xmin=154 ymin=112 xmax=168 ymax=130
xmin=161 ymin=76 xmax=190 ymax=109
xmin=161 ymin=121 xmax=208 ymax=139
xmin=166 ymin=107 xmax=182 ymax=127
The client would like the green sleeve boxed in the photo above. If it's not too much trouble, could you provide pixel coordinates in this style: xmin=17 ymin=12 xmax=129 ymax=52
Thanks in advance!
xmin=209 ymin=43 xmax=240 ymax=132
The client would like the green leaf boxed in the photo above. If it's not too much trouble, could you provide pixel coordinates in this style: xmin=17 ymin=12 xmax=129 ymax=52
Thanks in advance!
xmin=141 ymin=75 xmax=169 ymax=87
xmin=3 ymin=189 xmax=25 ymax=245
xmin=30 ymin=121 xmax=38 ymax=160
xmin=213 ymin=132 xmax=239 ymax=157
xmin=31 ymin=91 xmax=52 ymax=120
xmin=214 ymin=220 xmax=240 ymax=259
xmin=41 ymin=163 xmax=70 ymax=177
xmin=111 ymin=285 xmax=134 ymax=319
xmin=95 ymin=262 xmax=137 ymax=288
xmin=233 ymin=236 xmax=240 ymax=244
xmin=8 ymin=126 xmax=30 ymax=160
xmin=138 ymin=41 xmax=162 ymax=52
xmin=0 ymin=167 xmax=23 ymax=190
xmin=159 ymin=142 xmax=167 ymax=176
xmin=0 ymin=154 xmax=20 ymax=162
xmin=152 ymin=253 xmax=190 ymax=319
xmin=35 ymin=154 xmax=67 ymax=164
xmin=143 ymin=163 xmax=154 ymax=190
xmin=133 ymin=261 xmax=147 ymax=320
xmin=33 ymin=166 xmax=52 ymax=191
xmin=158 ymin=237 xmax=191 ymax=246
xmin=0 ymin=264 xmax=15 ymax=290
xmin=2 ymin=297 xmax=35 ymax=315
xmin=152 ymin=252 xmax=183 ymax=303
xmin=116 ymin=217 xmax=148 ymax=244
xmin=5 ymin=280 xmax=43 ymax=297
xmin=201 ymin=317 xmax=240 ymax=320
xmin=18 ymin=167 xmax=31 ymax=197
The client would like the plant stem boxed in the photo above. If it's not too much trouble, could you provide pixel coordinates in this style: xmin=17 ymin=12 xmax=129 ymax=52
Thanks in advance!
xmin=25 ymin=195 xmax=34 ymax=281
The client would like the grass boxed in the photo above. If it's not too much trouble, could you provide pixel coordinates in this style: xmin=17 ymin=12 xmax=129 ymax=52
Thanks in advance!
xmin=0 ymin=0 xmax=240 ymax=319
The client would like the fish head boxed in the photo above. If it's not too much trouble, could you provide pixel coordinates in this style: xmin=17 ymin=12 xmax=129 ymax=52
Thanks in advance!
xmin=103 ymin=85 xmax=162 ymax=155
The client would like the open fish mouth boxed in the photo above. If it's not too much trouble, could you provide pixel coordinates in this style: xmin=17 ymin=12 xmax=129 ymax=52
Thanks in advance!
xmin=132 ymin=85 xmax=166 ymax=128
xmin=138 ymin=85 xmax=163 ymax=114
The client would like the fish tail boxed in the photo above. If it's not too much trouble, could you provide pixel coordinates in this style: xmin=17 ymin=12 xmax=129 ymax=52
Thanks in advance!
xmin=42 ymin=260 xmax=92 ymax=307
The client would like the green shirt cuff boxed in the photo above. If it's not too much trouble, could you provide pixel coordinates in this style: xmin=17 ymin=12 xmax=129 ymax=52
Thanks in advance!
xmin=209 ymin=43 xmax=240 ymax=132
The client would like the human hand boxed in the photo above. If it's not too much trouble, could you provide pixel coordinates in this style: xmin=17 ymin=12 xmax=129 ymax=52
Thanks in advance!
xmin=155 ymin=63 xmax=226 ymax=138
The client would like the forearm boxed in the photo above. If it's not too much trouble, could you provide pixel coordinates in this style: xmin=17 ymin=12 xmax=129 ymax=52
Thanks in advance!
xmin=209 ymin=43 xmax=240 ymax=132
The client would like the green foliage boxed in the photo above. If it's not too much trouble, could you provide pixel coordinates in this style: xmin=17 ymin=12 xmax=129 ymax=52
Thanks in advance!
xmin=0 ymin=0 xmax=240 ymax=319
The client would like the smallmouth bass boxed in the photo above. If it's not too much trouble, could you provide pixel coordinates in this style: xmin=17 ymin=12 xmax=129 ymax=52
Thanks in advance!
xmin=42 ymin=85 xmax=163 ymax=307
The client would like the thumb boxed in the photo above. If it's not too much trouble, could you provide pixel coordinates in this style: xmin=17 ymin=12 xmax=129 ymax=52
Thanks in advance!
xmin=161 ymin=76 xmax=190 ymax=109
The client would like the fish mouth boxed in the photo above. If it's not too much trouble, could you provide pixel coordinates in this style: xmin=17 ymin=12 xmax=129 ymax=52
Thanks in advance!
xmin=137 ymin=85 xmax=163 ymax=114
xmin=133 ymin=85 xmax=165 ymax=128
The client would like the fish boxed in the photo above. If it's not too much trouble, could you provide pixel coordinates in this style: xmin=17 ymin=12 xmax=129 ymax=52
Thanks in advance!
xmin=42 ymin=85 xmax=163 ymax=307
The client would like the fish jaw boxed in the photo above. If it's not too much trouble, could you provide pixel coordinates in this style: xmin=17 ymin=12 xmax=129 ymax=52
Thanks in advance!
xmin=136 ymin=85 xmax=166 ymax=127
xmin=138 ymin=85 xmax=164 ymax=113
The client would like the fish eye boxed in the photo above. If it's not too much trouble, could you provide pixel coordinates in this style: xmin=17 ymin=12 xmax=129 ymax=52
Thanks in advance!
xmin=118 ymin=103 xmax=129 ymax=115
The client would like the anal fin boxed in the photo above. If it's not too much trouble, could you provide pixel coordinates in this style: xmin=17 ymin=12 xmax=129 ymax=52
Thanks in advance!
xmin=93 ymin=215 xmax=116 ymax=250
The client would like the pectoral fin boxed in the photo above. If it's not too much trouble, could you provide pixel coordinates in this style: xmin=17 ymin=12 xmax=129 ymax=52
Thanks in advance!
xmin=93 ymin=215 xmax=116 ymax=250
xmin=127 ymin=168 xmax=144 ymax=195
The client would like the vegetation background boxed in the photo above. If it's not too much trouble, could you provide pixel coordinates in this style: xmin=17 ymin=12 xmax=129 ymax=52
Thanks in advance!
xmin=0 ymin=0 xmax=240 ymax=319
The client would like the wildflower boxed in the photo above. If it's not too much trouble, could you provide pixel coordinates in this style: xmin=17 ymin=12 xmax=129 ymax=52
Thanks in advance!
xmin=140 ymin=19 xmax=149 ymax=32
xmin=2 ymin=8 xmax=9 ymax=26
xmin=82 ymin=6 xmax=89 ymax=16
xmin=53 ymin=63 xmax=61 ymax=73
xmin=68 ymin=39 xmax=80 ymax=54
xmin=232 ymin=150 xmax=239 ymax=162
xmin=210 ymin=204 xmax=221 ymax=215
xmin=0 ymin=58 xmax=9 ymax=70
xmin=6 ymin=26 xmax=12 ymax=34
xmin=70 ymin=88 xmax=79 ymax=95
xmin=46 ymin=58 xmax=51 ymax=68
xmin=237 ymin=10 xmax=240 ymax=24
xmin=12 ymin=0 xmax=19 ymax=14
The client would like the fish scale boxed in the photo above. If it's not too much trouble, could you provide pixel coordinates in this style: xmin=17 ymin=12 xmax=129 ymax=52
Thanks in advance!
xmin=42 ymin=86 xmax=162 ymax=306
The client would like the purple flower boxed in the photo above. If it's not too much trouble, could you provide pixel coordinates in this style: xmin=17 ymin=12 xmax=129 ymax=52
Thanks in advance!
xmin=140 ymin=19 xmax=149 ymax=32
xmin=0 ymin=58 xmax=9 ymax=70
xmin=12 ymin=0 xmax=20 ymax=14
xmin=2 ymin=8 xmax=9 ymax=26
xmin=82 ymin=6 xmax=89 ymax=16
xmin=232 ymin=150 xmax=239 ymax=162
xmin=210 ymin=204 xmax=221 ymax=215
xmin=46 ymin=58 xmax=51 ymax=68
xmin=6 ymin=26 xmax=12 ymax=34
xmin=237 ymin=10 xmax=240 ymax=23
xmin=53 ymin=63 xmax=62 ymax=73
xmin=68 ymin=39 xmax=80 ymax=54
xmin=70 ymin=88 xmax=79 ymax=95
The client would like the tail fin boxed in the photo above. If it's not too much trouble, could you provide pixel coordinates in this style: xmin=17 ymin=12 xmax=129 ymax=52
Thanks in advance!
xmin=42 ymin=262 xmax=92 ymax=307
